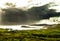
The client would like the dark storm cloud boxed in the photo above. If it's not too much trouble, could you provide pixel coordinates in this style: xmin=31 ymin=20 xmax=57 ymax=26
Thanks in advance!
xmin=1 ymin=3 xmax=60 ymax=25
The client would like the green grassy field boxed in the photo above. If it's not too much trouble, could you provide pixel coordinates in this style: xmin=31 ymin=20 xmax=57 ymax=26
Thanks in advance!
xmin=0 ymin=24 xmax=60 ymax=41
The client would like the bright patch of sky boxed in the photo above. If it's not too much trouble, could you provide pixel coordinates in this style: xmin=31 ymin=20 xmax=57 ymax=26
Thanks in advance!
xmin=0 ymin=0 xmax=53 ymax=9
xmin=49 ymin=0 xmax=60 ymax=12
xmin=0 ymin=0 xmax=60 ymax=12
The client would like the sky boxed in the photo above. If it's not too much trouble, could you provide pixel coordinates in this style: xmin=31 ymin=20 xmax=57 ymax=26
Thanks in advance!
xmin=0 ymin=0 xmax=60 ymax=12
xmin=0 ymin=0 xmax=60 ymax=30
xmin=0 ymin=0 xmax=53 ymax=9
xmin=0 ymin=0 xmax=60 ymax=11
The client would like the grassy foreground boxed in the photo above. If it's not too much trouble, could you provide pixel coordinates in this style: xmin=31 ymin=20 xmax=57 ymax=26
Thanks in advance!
xmin=0 ymin=25 xmax=60 ymax=41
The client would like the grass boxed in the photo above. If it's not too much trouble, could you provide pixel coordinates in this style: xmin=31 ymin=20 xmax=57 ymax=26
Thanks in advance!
xmin=0 ymin=24 xmax=60 ymax=41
